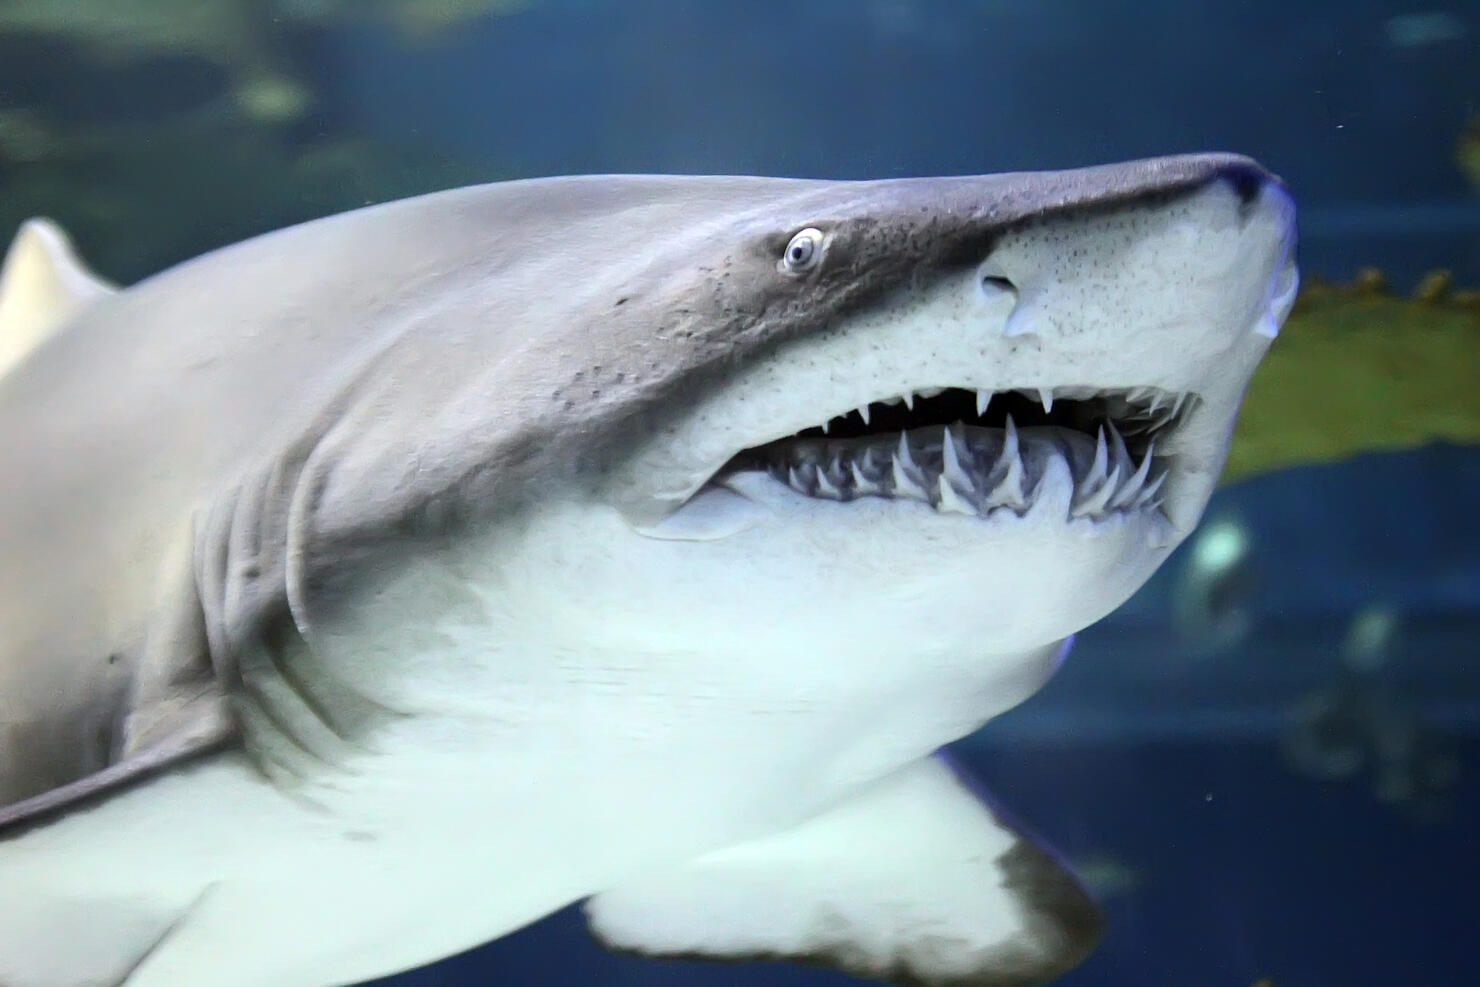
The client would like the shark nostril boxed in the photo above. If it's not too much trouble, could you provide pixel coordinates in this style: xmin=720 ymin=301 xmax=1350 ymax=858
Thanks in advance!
xmin=976 ymin=261 xmax=1017 ymax=305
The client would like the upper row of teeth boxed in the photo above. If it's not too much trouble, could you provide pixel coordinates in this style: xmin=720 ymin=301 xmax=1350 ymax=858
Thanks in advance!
xmin=824 ymin=386 xmax=1190 ymax=431
xmin=774 ymin=417 xmax=1166 ymax=520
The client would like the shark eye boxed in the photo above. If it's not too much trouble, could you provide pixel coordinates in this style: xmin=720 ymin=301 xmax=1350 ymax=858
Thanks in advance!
xmin=781 ymin=228 xmax=824 ymax=273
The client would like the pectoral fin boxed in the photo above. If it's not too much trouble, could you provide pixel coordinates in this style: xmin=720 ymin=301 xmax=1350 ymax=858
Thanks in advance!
xmin=586 ymin=753 xmax=1102 ymax=986
xmin=0 ymin=531 xmax=232 ymax=836
xmin=0 ymin=218 xmax=115 ymax=376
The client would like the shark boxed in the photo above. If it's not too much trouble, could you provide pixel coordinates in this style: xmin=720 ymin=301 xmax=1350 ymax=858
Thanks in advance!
xmin=0 ymin=154 xmax=1298 ymax=987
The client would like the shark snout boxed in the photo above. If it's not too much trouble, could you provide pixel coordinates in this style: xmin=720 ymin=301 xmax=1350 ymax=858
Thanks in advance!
xmin=979 ymin=164 xmax=1296 ymax=350
xmin=615 ymin=155 xmax=1297 ymax=545
xmin=946 ymin=156 xmax=1298 ymax=533
xmin=1246 ymin=179 xmax=1301 ymax=337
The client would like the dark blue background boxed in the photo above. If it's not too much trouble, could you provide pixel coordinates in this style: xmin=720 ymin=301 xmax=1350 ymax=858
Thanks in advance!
xmin=309 ymin=0 xmax=1480 ymax=285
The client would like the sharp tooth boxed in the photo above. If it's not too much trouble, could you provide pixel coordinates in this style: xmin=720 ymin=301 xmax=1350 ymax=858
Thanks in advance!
xmin=986 ymin=457 xmax=1027 ymax=512
xmin=857 ymin=404 xmax=871 ymax=426
xmin=1171 ymin=392 xmax=1188 ymax=419
xmin=891 ymin=431 xmax=930 ymax=501
xmin=891 ymin=452 xmax=930 ymax=502
xmin=816 ymin=468 xmax=844 ymax=500
xmin=821 ymin=419 xmax=830 ymax=435
xmin=1003 ymin=414 xmax=1019 ymax=460
xmin=1134 ymin=470 xmax=1167 ymax=508
xmin=1073 ymin=424 xmax=1131 ymax=518
xmin=976 ymin=388 xmax=990 ymax=416
xmin=936 ymin=474 xmax=977 ymax=516
xmin=1148 ymin=392 xmax=1166 ymax=415
xmin=850 ymin=461 xmax=881 ymax=496
xmin=896 ymin=431 xmax=920 ymax=472
xmin=1108 ymin=442 xmax=1154 ymax=510
xmin=787 ymin=465 xmax=814 ymax=494
xmin=982 ymin=415 xmax=1027 ymax=511
xmin=1037 ymin=387 xmax=1054 ymax=414
xmin=902 ymin=391 xmax=915 ymax=411
xmin=1072 ymin=464 xmax=1122 ymax=518
xmin=941 ymin=424 xmax=976 ymax=493
xmin=1106 ymin=420 xmax=1133 ymax=473
xmin=1086 ymin=425 xmax=1110 ymax=489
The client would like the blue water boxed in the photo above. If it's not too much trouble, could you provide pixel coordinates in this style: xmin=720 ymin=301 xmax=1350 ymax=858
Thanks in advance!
xmin=314 ymin=0 xmax=1480 ymax=285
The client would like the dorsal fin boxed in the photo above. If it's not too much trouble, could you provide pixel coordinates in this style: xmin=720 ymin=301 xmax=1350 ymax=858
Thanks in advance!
xmin=0 ymin=218 xmax=116 ymax=377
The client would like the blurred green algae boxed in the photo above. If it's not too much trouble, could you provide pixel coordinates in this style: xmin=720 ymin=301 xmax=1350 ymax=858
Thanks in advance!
xmin=1225 ymin=272 xmax=1480 ymax=483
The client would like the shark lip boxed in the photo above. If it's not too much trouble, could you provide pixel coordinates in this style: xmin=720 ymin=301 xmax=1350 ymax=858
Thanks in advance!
xmin=713 ymin=386 xmax=1194 ymax=522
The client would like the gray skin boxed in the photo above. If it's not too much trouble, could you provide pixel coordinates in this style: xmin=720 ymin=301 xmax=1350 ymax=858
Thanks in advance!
xmin=0 ymin=154 xmax=1286 ymax=986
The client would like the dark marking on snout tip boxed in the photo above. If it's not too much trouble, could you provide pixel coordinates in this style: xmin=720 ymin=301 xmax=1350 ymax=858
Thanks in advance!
xmin=1185 ymin=153 xmax=1290 ymax=225
xmin=1218 ymin=160 xmax=1268 ymax=208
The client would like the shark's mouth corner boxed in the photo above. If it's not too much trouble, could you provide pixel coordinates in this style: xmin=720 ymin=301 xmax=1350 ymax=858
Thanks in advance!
xmin=714 ymin=386 xmax=1196 ymax=523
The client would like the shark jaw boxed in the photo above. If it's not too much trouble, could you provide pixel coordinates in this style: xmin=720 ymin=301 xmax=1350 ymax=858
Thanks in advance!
xmin=723 ymin=383 xmax=1187 ymax=524
xmin=607 ymin=174 xmax=1297 ymax=654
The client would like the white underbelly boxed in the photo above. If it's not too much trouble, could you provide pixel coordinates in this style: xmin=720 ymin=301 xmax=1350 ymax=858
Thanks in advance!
xmin=0 ymin=752 xmax=596 ymax=986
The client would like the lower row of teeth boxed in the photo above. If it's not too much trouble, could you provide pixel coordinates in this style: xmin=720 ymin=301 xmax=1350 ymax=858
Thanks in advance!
xmin=765 ymin=417 xmax=1165 ymax=520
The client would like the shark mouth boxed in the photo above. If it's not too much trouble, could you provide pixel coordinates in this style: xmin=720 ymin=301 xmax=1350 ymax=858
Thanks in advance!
xmin=719 ymin=387 xmax=1194 ymax=522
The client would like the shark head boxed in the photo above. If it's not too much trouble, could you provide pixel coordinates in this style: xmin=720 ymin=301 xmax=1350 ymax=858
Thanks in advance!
xmin=383 ymin=155 xmax=1297 ymax=727
xmin=297 ymin=154 xmax=1297 ymax=813
xmin=603 ymin=156 xmax=1294 ymax=649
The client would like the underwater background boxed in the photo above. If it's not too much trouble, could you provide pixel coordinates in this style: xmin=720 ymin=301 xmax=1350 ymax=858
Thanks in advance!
xmin=2 ymin=1 xmax=1476 ymax=984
